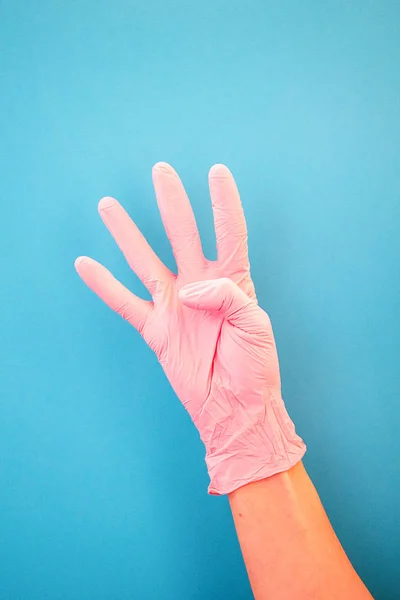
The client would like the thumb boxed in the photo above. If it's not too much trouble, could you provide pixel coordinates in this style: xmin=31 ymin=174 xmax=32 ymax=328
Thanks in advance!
xmin=178 ymin=277 xmax=256 ymax=328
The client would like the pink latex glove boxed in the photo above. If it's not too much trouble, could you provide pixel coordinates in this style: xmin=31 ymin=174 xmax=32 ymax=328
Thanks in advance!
xmin=75 ymin=163 xmax=306 ymax=495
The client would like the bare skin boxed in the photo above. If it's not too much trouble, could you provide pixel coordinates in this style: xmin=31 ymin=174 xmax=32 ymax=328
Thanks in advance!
xmin=229 ymin=462 xmax=374 ymax=600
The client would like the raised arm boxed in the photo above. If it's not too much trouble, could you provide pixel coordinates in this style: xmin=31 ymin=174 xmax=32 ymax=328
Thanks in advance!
xmin=75 ymin=162 xmax=373 ymax=599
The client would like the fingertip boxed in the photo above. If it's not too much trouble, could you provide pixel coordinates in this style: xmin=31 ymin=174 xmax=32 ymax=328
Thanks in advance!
xmin=178 ymin=280 xmax=211 ymax=300
xmin=152 ymin=161 xmax=176 ymax=177
xmin=209 ymin=163 xmax=232 ymax=179
xmin=177 ymin=285 xmax=190 ymax=299
xmin=74 ymin=256 xmax=88 ymax=270
xmin=74 ymin=256 xmax=97 ymax=272
xmin=98 ymin=196 xmax=117 ymax=212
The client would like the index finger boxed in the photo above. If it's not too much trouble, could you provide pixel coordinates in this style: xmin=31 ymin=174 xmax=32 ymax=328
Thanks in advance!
xmin=208 ymin=164 xmax=250 ymax=275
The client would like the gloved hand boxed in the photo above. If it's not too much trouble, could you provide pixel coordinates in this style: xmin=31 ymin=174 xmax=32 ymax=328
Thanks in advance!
xmin=75 ymin=162 xmax=306 ymax=495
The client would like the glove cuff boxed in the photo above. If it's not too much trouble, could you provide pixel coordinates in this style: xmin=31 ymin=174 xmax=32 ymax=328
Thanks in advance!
xmin=205 ymin=388 xmax=306 ymax=495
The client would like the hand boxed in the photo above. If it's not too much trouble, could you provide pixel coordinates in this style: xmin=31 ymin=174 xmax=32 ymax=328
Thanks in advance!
xmin=75 ymin=162 xmax=305 ymax=494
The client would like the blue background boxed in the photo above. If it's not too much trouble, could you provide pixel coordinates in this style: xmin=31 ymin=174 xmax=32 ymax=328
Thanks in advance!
xmin=1 ymin=1 xmax=399 ymax=598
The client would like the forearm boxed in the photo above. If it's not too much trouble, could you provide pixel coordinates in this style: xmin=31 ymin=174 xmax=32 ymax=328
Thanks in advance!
xmin=229 ymin=461 xmax=373 ymax=600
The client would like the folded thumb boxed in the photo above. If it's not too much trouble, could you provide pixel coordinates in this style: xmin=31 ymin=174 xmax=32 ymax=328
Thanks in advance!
xmin=178 ymin=277 xmax=254 ymax=326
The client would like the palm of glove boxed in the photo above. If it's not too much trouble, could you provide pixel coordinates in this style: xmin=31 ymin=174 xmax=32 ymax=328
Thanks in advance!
xmin=148 ymin=274 xmax=281 ymax=452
